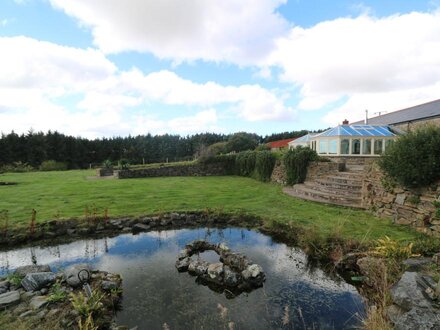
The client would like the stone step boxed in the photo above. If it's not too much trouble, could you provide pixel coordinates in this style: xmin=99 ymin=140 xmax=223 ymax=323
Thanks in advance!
xmin=303 ymin=182 xmax=362 ymax=196
xmin=345 ymin=164 xmax=365 ymax=172
xmin=284 ymin=185 xmax=364 ymax=209
xmin=325 ymin=175 xmax=363 ymax=185
xmin=314 ymin=178 xmax=362 ymax=190
xmin=334 ymin=171 xmax=364 ymax=179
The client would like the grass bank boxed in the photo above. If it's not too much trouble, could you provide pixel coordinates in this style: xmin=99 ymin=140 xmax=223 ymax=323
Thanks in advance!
xmin=0 ymin=170 xmax=419 ymax=242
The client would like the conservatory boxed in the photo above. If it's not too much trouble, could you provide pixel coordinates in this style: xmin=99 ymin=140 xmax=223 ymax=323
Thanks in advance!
xmin=308 ymin=125 xmax=397 ymax=157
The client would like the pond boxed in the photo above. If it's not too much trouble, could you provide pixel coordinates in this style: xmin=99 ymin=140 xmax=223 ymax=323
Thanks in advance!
xmin=0 ymin=228 xmax=365 ymax=329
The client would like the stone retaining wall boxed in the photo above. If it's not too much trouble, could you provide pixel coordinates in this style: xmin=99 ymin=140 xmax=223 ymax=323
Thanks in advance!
xmin=115 ymin=163 xmax=226 ymax=179
xmin=270 ymin=160 xmax=287 ymax=184
xmin=362 ymin=163 xmax=440 ymax=236
xmin=306 ymin=161 xmax=345 ymax=181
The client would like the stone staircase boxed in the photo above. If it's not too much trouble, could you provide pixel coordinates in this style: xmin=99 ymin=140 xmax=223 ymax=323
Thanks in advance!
xmin=283 ymin=164 xmax=365 ymax=208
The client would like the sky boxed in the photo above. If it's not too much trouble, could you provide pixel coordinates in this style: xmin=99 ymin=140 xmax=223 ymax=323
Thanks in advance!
xmin=0 ymin=0 xmax=439 ymax=138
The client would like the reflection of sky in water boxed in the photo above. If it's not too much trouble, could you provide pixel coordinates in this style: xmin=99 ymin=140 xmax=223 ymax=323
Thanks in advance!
xmin=0 ymin=228 xmax=365 ymax=329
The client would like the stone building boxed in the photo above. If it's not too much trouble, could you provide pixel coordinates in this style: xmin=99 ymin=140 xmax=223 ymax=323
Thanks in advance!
xmin=352 ymin=98 xmax=440 ymax=131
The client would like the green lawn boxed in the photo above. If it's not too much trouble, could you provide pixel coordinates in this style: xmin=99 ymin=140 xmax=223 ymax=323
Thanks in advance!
xmin=0 ymin=170 xmax=419 ymax=241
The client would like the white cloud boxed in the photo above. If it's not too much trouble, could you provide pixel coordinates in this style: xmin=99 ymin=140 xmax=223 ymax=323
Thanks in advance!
xmin=0 ymin=36 xmax=292 ymax=137
xmin=269 ymin=11 xmax=440 ymax=122
xmin=48 ymin=0 xmax=289 ymax=65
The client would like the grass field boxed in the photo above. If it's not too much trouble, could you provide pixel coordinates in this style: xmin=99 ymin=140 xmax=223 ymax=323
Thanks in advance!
xmin=0 ymin=170 xmax=420 ymax=241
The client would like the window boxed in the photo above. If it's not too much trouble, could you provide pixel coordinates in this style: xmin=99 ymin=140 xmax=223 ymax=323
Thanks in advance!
xmin=329 ymin=140 xmax=337 ymax=154
xmin=362 ymin=139 xmax=371 ymax=155
xmin=374 ymin=139 xmax=383 ymax=154
xmin=352 ymin=139 xmax=360 ymax=155
xmin=340 ymin=139 xmax=349 ymax=154
xmin=318 ymin=140 xmax=328 ymax=154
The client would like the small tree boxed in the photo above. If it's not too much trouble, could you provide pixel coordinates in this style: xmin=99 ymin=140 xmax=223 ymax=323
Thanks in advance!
xmin=283 ymin=146 xmax=318 ymax=185
xmin=379 ymin=125 xmax=440 ymax=188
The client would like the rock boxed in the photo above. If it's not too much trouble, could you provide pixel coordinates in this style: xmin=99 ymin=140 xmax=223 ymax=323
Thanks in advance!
xmin=46 ymin=308 xmax=60 ymax=318
xmin=387 ymin=304 xmax=405 ymax=324
xmin=175 ymin=257 xmax=191 ymax=272
xmin=21 ymin=272 xmax=56 ymax=292
xmin=188 ymin=260 xmax=209 ymax=276
xmin=35 ymin=309 xmax=47 ymax=320
xmin=403 ymin=257 xmax=432 ymax=271
xmin=21 ymin=291 xmax=38 ymax=301
xmin=394 ymin=307 xmax=440 ymax=330
xmin=64 ymin=264 xmax=91 ymax=288
xmin=19 ymin=310 xmax=34 ymax=318
xmin=356 ymin=257 xmax=386 ymax=287
xmin=66 ymin=228 xmax=76 ymax=235
xmin=0 ymin=280 xmax=10 ymax=290
xmin=40 ymin=288 xmax=48 ymax=295
xmin=223 ymin=266 xmax=239 ymax=287
xmin=391 ymin=272 xmax=432 ymax=311
xmin=395 ymin=194 xmax=406 ymax=205
xmin=217 ymin=243 xmax=230 ymax=252
xmin=247 ymin=264 xmax=263 ymax=278
xmin=132 ymin=223 xmax=150 ymax=234
xmin=0 ymin=290 xmax=21 ymax=307
xmin=29 ymin=295 xmax=49 ymax=309
xmin=177 ymin=249 xmax=189 ymax=260
xmin=14 ymin=265 xmax=51 ymax=277
xmin=207 ymin=263 xmax=224 ymax=283
xmin=101 ymin=280 xmax=119 ymax=291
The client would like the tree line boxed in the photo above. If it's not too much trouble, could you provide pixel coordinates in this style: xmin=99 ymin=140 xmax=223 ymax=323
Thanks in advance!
xmin=0 ymin=129 xmax=320 ymax=169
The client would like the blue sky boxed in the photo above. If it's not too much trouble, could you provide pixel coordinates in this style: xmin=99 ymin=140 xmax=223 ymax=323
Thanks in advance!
xmin=0 ymin=0 xmax=439 ymax=138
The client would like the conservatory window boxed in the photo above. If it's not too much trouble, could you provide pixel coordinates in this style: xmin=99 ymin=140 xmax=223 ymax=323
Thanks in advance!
xmin=374 ymin=139 xmax=383 ymax=154
xmin=352 ymin=139 xmax=360 ymax=155
xmin=329 ymin=140 xmax=337 ymax=154
xmin=362 ymin=139 xmax=371 ymax=155
xmin=340 ymin=139 xmax=349 ymax=154
xmin=318 ymin=140 xmax=328 ymax=154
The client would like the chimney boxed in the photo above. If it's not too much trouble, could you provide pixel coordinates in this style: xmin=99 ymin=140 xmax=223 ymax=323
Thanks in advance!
xmin=342 ymin=119 xmax=349 ymax=125
xmin=365 ymin=109 xmax=368 ymax=124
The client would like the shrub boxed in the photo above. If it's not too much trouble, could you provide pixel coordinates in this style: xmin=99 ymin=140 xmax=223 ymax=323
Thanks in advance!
xmin=198 ymin=154 xmax=236 ymax=174
xmin=0 ymin=161 xmax=34 ymax=173
xmin=255 ymin=144 xmax=270 ymax=152
xmin=235 ymin=151 xmax=257 ymax=177
xmin=118 ymin=159 xmax=130 ymax=170
xmin=40 ymin=160 xmax=68 ymax=171
xmin=379 ymin=125 xmax=440 ymax=188
xmin=102 ymin=159 xmax=113 ymax=169
xmin=254 ymin=151 xmax=276 ymax=182
xmin=283 ymin=146 xmax=318 ymax=185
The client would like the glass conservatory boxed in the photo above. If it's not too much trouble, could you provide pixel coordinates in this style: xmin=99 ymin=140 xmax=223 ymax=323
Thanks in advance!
xmin=309 ymin=125 xmax=397 ymax=156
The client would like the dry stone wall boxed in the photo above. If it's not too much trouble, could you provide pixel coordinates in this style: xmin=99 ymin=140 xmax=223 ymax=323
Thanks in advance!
xmin=305 ymin=161 xmax=345 ymax=181
xmin=115 ymin=163 xmax=227 ymax=179
xmin=362 ymin=163 xmax=440 ymax=236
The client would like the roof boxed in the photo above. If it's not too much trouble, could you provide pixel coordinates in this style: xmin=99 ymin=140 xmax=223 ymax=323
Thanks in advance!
xmin=267 ymin=138 xmax=296 ymax=148
xmin=316 ymin=125 xmax=396 ymax=137
xmin=352 ymin=99 xmax=440 ymax=126
xmin=289 ymin=133 xmax=318 ymax=144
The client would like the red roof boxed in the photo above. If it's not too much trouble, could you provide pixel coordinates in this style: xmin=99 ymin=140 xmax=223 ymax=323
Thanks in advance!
xmin=267 ymin=138 xmax=296 ymax=148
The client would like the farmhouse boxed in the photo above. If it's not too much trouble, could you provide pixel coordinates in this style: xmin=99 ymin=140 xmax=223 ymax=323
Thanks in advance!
xmin=267 ymin=138 xmax=296 ymax=151
xmin=352 ymin=98 xmax=440 ymax=131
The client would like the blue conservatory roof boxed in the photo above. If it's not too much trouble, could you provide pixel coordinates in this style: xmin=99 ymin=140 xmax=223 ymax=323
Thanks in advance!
xmin=317 ymin=125 xmax=396 ymax=137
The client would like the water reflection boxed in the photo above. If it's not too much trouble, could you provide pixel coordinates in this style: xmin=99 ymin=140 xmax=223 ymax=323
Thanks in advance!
xmin=0 ymin=228 xmax=365 ymax=329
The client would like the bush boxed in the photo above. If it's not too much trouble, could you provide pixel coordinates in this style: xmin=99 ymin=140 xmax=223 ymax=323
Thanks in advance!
xmin=379 ymin=125 xmax=440 ymax=188
xmin=198 ymin=154 xmax=236 ymax=174
xmin=119 ymin=159 xmax=130 ymax=170
xmin=255 ymin=151 xmax=276 ymax=182
xmin=39 ymin=160 xmax=68 ymax=171
xmin=0 ymin=161 xmax=34 ymax=173
xmin=102 ymin=160 xmax=113 ymax=169
xmin=283 ymin=146 xmax=318 ymax=185
xmin=225 ymin=132 xmax=259 ymax=153
xmin=235 ymin=151 xmax=257 ymax=177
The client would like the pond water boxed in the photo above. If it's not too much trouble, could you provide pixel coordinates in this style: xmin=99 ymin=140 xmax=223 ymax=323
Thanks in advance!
xmin=0 ymin=228 xmax=365 ymax=329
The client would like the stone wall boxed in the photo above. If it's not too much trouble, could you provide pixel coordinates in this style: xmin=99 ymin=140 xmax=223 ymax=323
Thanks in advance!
xmin=328 ymin=156 xmax=376 ymax=165
xmin=393 ymin=117 xmax=440 ymax=132
xmin=305 ymin=161 xmax=345 ymax=181
xmin=97 ymin=168 xmax=114 ymax=177
xmin=115 ymin=163 xmax=227 ymax=179
xmin=362 ymin=163 xmax=440 ymax=236
xmin=270 ymin=160 xmax=287 ymax=184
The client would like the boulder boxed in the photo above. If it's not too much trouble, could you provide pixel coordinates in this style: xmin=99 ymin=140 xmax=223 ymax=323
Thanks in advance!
xmin=175 ymin=257 xmax=191 ymax=272
xmin=21 ymin=272 xmax=56 ymax=292
xmin=391 ymin=272 xmax=432 ymax=311
xmin=64 ymin=264 xmax=91 ymax=288
xmin=394 ymin=307 xmax=440 ymax=330
xmin=0 ymin=280 xmax=9 ymax=294
xmin=403 ymin=258 xmax=432 ymax=271
xmin=101 ymin=280 xmax=119 ymax=291
xmin=207 ymin=263 xmax=224 ymax=283
xmin=188 ymin=260 xmax=209 ymax=276
xmin=14 ymin=265 xmax=51 ymax=277
xmin=29 ymin=295 xmax=49 ymax=310
xmin=0 ymin=290 xmax=20 ymax=308
xmin=223 ymin=266 xmax=239 ymax=287
xmin=131 ymin=223 xmax=150 ymax=234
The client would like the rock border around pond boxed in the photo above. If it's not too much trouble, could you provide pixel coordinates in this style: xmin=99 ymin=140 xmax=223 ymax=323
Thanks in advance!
xmin=0 ymin=263 xmax=123 ymax=329
xmin=175 ymin=240 xmax=265 ymax=297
